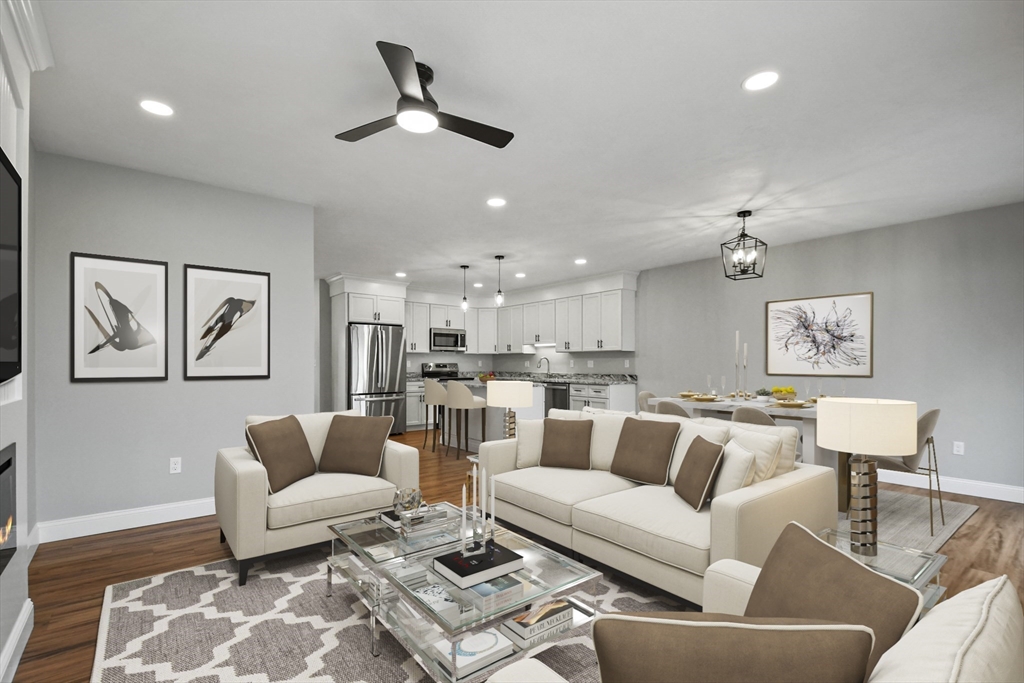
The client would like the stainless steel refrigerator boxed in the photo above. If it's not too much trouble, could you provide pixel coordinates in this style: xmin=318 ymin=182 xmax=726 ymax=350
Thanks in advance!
xmin=348 ymin=323 xmax=407 ymax=434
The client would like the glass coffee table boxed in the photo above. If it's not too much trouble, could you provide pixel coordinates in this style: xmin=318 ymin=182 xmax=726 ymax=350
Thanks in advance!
xmin=328 ymin=502 xmax=602 ymax=682
xmin=817 ymin=529 xmax=948 ymax=611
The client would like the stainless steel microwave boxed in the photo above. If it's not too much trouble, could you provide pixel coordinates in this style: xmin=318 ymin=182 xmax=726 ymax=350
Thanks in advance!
xmin=430 ymin=328 xmax=466 ymax=352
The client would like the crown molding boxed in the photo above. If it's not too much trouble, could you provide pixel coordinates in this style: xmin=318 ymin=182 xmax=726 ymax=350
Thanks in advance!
xmin=4 ymin=0 xmax=54 ymax=72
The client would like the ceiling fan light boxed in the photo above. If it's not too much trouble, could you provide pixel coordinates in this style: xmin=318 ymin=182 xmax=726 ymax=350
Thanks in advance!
xmin=397 ymin=109 xmax=438 ymax=133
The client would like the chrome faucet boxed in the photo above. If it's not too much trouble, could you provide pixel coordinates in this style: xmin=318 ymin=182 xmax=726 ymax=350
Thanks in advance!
xmin=537 ymin=357 xmax=550 ymax=374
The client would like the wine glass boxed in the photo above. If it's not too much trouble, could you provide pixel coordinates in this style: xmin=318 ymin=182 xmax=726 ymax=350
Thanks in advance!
xmin=817 ymin=378 xmax=823 ymax=397
xmin=721 ymin=375 xmax=727 ymax=397
xmin=803 ymin=380 xmax=811 ymax=399
xmin=706 ymin=374 xmax=712 ymax=395
xmin=841 ymin=378 xmax=847 ymax=396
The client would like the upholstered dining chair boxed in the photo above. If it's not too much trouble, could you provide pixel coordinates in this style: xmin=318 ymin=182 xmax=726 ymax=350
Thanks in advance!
xmin=655 ymin=400 xmax=691 ymax=418
xmin=445 ymin=381 xmax=487 ymax=459
xmin=637 ymin=390 xmax=656 ymax=413
xmin=864 ymin=409 xmax=944 ymax=535
xmin=732 ymin=406 xmax=777 ymax=426
xmin=423 ymin=378 xmax=447 ymax=452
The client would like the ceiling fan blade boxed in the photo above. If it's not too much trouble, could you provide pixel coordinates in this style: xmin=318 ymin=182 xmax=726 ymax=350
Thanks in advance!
xmin=376 ymin=41 xmax=424 ymax=102
xmin=437 ymin=112 xmax=514 ymax=148
xmin=335 ymin=115 xmax=398 ymax=142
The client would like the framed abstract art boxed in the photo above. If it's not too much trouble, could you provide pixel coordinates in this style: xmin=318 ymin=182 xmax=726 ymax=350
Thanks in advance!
xmin=766 ymin=292 xmax=874 ymax=377
xmin=184 ymin=265 xmax=270 ymax=380
xmin=70 ymin=252 xmax=168 ymax=382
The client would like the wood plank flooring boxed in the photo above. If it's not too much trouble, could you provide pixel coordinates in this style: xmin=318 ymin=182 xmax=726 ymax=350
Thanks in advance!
xmin=14 ymin=432 xmax=1023 ymax=682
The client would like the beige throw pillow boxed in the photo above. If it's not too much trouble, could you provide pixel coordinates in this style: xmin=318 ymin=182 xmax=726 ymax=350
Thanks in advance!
xmin=727 ymin=428 xmax=783 ymax=483
xmin=711 ymin=440 xmax=757 ymax=499
xmin=539 ymin=418 xmax=593 ymax=469
xmin=589 ymin=413 xmax=630 ymax=471
xmin=515 ymin=418 xmax=545 ymax=469
xmin=609 ymin=417 xmax=681 ymax=485
xmin=318 ymin=415 xmax=393 ymax=476
xmin=673 ymin=435 xmax=724 ymax=511
xmin=245 ymin=415 xmax=316 ymax=493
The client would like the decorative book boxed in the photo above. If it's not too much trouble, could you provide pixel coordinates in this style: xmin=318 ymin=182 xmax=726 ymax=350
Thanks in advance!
xmin=432 ymin=628 xmax=515 ymax=676
xmin=499 ymin=619 xmax=573 ymax=650
xmin=504 ymin=600 xmax=572 ymax=638
xmin=468 ymin=575 xmax=526 ymax=612
xmin=432 ymin=540 xmax=525 ymax=590
xmin=413 ymin=583 xmax=460 ymax=620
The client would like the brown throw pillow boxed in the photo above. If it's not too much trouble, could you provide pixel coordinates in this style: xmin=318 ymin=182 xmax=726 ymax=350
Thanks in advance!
xmin=319 ymin=415 xmax=394 ymax=476
xmin=594 ymin=612 xmax=874 ymax=683
xmin=609 ymin=417 xmax=680 ymax=485
xmin=745 ymin=523 xmax=923 ymax=677
xmin=674 ymin=435 xmax=725 ymax=511
xmin=245 ymin=415 xmax=316 ymax=494
xmin=539 ymin=418 xmax=593 ymax=469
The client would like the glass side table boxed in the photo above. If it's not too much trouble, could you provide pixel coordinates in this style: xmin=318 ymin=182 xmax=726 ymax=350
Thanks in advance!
xmin=817 ymin=528 xmax=948 ymax=611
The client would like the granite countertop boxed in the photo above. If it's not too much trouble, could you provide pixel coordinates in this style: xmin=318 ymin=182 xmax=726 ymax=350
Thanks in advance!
xmin=405 ymin=371 xmax=637 ymax=386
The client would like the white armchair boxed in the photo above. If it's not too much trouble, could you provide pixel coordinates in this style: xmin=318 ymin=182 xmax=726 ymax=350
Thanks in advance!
xmin=215 ymin=411 xmax=418 ymax=584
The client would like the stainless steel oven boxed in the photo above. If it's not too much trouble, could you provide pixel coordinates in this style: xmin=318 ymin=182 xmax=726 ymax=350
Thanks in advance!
xmin=429 ymin=328 xmax=466 ymax=352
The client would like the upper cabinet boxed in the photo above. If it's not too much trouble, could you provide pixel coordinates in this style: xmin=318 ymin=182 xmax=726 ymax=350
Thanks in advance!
xmin=497 ymin=305 xmax=524 ymax=354
xmin=523 ymin=300 xmax=556 ymax=345
xmin=581 ymin=290 xmax=635 ymax=351
xmin=430 ymin=305 xmax=465 ymax=330
xmin=405 ymin=302 xmax=429 ymax=353
xmin=349 ymin=293 xmax=404 ymax=324
xmin=464 ymin=308 xmax=479 ymax=354
xmin=555 ymin=296 xmax=583 ymax=352
xmin=478 ymin=308 xmax=498 ymax=354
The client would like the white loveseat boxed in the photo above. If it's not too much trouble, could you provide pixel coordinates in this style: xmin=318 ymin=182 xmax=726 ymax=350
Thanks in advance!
xmin=215 ymin=410 xmax=419 ymax=584
xmin=478 ymin=409 xmax=837 ymax=605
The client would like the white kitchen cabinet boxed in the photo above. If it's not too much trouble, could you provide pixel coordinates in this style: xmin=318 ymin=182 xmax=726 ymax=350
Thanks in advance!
xmin=570 ymin=396 xmax=588 ymax=411
xmin=430 ymin=305 xmax=465 ymax=330
xmin=405 ymin=302 xmax=429 ymax=353
xmin=349 ymin=293 xmax=404 ymax=324
xmin=478 ymin=308 xmax=498 ymax=354
xmin=555 ymin=296 xmax=582 ymax=352
xmin=497 ymin=305 xmax=524 ymax=354
xmin=569 ymin=383 xmax=636 ymax=411
xmin=524 ymin=300 xmax=556 ymax=345
xmin=464 ymin=308 xmax=479 ymax=354
xmin=580 ymin=290 xmax=635 ymax=351
xmin=407 ymin=383 xmax=426 ymax=427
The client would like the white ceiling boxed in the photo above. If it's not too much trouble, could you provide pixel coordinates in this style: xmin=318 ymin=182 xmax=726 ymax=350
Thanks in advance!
xmin=30 ymin=1 xmax=1024 ymax=293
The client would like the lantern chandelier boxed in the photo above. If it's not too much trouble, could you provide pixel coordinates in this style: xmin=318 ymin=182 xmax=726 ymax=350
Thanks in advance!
xmin=721 ymin=210 xmax=768 ymax=280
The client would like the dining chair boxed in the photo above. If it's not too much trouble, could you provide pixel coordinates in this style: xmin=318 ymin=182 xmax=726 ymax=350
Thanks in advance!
xmin=655 ymin=401 xmax=691 ymax=418
xmin=864 ymin=409 xmax=944 ymax=535
xmin=732 ymin=406 xmax=777 ymax=426
xmin=637 ymin=390 xmax=656 ymax=413
xmin=423 ymin=378 xmax=447 ymax=452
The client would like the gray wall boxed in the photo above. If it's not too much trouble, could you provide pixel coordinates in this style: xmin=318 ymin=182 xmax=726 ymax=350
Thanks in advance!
xmin=635 ymin=202 xmax=1024 ymax=488
xmin=31 ymin=153 xmax=315 ymax=523
xmin=491 ymin=349 xmax=635 ymax=375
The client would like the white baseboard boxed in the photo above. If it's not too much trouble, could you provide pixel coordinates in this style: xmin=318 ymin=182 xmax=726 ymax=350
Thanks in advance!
xmin=877 ymin=470 xmax=1024 ymax=504
xmin=38 ymin=497 xmax=216 ymax=544
xmin=0 ymin=599 xmax=33 ymax=683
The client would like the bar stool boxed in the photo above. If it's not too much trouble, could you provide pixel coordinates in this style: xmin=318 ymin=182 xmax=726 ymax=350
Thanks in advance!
xmin=423 ymin=378 xmax=447 ymax=452
xmin=445 ymin=381 xmax=487 ymax=459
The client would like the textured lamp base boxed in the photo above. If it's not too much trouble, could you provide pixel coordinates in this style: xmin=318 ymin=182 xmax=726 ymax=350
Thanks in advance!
xmin=504 ymin=408 xmax=517 ymax=439
xmin=848 ymin=453 xmax=878 ymax=556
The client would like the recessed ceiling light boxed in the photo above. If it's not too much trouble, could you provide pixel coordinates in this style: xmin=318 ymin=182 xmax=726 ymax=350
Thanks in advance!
xmin=473 ymin=282 xmax=483 ymax=288
xmin=395 ymin=272 xmax=406 ymax=278
xmin=487 ymin=197 xmax=506 ymax=207
xmin=140 ymin=100 xmax=174 ymax=116
xmin=742 ymin=71 xmax=779 ymax=91
xmin=515 ymin=273 xmax=526 ymax=278
xmin=574 ymin=258 xmax=587 ymax=265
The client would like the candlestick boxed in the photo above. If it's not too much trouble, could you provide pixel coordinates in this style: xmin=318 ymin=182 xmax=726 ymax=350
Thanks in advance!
xmin=471 ymin=465 xmax=477 ymax=529
xmin=460 ymin=484 xmax=467 ymax=554
xmin=480 ymin=467 xmax=487 ymax=536
xmin=490 ymin=474 xmax=496 ymax=540
xmin=735 ymin=330 xmax=739 ymax=365
xmin=743 ymin=343 xmax=748 ymax=368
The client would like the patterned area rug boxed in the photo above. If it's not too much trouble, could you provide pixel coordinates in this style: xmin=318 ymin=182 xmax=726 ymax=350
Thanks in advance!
xmin=93 ymin=548 xmax=690 ymax=683
xmin=838 ymin=489 xmax=977 ymax=554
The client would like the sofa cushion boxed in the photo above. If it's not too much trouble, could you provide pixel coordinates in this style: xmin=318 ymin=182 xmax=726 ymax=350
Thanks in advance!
xmin=493 ymin=467 xmax=637 ymax=525
xmin=869 ymin=575 xmax=1024 ymax=683
xmin=582 ymin=405 xmax=635 ymax=415
xmin=318 ymin=414 xmax=393 ymax=476
xmin=726 ymin=428 xmax=783 ymax=484
xmin=573 ymin=485 xmax=711 ymax=575
xmin=589 ymin=413 xmax=630 ymax=471
xmin=611 ymin=417 xmax=681 ymax=485
xmin=668 ymin=422 xmax=731 ymax=485
xmin=547 ymin=409 xmax=583 ymax=420
xmin=746 ymin=523 xmax=923 ymax=677
xmin=540 ymin=418 xmax=593 ymax=470
xmin=266 ymin=472 xmax=395 ymax=529
xmin=594 ymin=612 xmax=874 ymax=683
xmin=638 ymin=411 xmax=689 ymax=425
xmin=712 ymin=440 xmax=757 ymax=499
xmin=246 ymin=410 xmax=360 ymax=465
xmin=674 ymin=435 xmax=724 ymax=511
xmin=702 ymin=417 xmax=800 ymax=477
xmin=245 ymin=415 xmax=317 ymax=494
xmin=516 ymin=419 xmax=545 ymax=469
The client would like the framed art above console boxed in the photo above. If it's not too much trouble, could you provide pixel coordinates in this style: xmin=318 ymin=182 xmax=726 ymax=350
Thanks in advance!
xmin=766 ymin=292 xmax=873 ymax=377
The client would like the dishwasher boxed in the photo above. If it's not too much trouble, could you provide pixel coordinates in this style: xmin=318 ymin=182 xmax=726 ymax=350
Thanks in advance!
xmin=543 ymin=382 xmax=569 ymax=415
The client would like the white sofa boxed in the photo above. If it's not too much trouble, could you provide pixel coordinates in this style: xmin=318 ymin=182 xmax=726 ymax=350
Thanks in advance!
xmin=215 ymin=410 xmax=419 ymax=584
xmin=478 ymin=409 xmax=837 ymax=605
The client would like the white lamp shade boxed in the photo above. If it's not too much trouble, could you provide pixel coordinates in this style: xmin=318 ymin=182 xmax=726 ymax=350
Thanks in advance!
xmin=816 ymin=397 xmax=918 ymax=456
xmin=486 ymin=380 xmax=534 ymax=408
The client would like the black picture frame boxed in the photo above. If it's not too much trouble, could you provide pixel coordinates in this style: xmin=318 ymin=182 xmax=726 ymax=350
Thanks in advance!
xmin=183 ymin=264 xmax=270 ymax=380
xmin=70 ymin=252 xmax=168 ymax=382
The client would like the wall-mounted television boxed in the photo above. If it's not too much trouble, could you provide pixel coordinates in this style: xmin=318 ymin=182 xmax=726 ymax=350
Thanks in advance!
xmin=0 ymin=145 xmax=22 ymax=385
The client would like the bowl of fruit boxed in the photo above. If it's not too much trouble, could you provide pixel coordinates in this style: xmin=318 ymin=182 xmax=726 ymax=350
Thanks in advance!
xmin=772 ymin=386 xmax=797 ymax=400
xmin=477 ymin=371 xmax=496 ymax=383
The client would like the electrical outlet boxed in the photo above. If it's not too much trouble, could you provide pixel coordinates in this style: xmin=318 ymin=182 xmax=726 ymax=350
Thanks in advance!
xmin=625 ymin=359 xmax=630 ymax=368
xmin=587 ymin=360 xmax=594 ymax=368
xmin=406 ymin=360 xmax=411 ymax=369
xmin=953 ymin=441 xmax=965 ymax=456
xmin=569 ymin=360 xmax=575 ymax=368
xmin=525 ymin=361 xmax=530 ymax=368
xmin=478 ymin=360 xmax=482 ymax=367
xmin=169 ymin=457 xmax=182 ymax=474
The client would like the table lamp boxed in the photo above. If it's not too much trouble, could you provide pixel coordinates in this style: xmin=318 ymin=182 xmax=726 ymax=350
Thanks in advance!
xmin=817 ymin=397 xmax=917 ymax=556
xmin=486 ymin=381 xmax=533 ymax=439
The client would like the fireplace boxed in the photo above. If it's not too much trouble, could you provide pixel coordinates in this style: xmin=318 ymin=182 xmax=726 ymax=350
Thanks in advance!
xmin=0 ymin=444 xmax=14 ymax=577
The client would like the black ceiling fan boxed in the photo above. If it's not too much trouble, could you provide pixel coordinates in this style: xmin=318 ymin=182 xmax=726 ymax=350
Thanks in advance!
xmin=335 ymin=41 xmax=514 ymax=149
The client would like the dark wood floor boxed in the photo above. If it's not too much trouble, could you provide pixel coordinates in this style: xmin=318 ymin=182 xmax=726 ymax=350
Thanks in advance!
xmin=14 ymin=431 xmax=1023 ymax=682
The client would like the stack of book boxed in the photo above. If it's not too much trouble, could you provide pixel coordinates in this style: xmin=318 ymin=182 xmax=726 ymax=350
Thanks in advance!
xmin=499 ymin=601 xmax=574 ymax=649
xmin=467 ymin=575 xmax=526 ymax=612
xmin=432 ymin=539 xmax=525 ymax=589
xmin=432 ymin=628 xmax=514 ymax=677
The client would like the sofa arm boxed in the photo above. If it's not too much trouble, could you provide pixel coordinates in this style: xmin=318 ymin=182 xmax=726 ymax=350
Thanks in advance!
xmin=478 ymin=438 xmax=518 ymax=477
xmin=214 ymin=447 xmax=268 ymax=561
xmin=381 ymin=440 xmax=418 ymax=490
xmin=703 ymin=559 xmax=761 ymax=615
xmin=710 ymin=463 xmax=837 ymax=568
